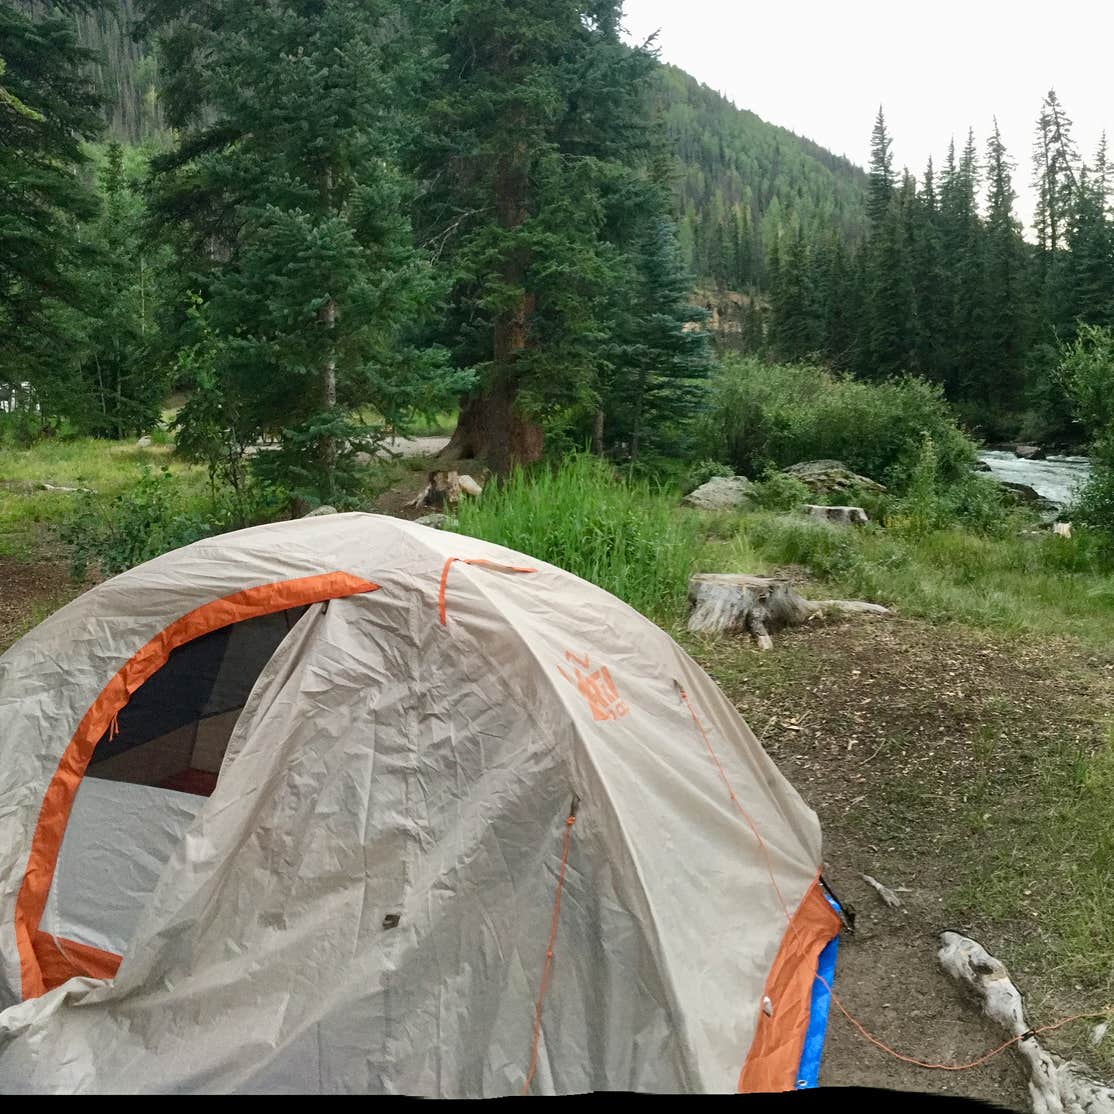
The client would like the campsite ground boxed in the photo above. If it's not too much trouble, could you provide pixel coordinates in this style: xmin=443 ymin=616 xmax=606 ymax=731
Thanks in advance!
xmin=1 ymin=442 xmax=1112 ymax=1105
xmin=689 ymin=612 xmax=1114 ymax=1105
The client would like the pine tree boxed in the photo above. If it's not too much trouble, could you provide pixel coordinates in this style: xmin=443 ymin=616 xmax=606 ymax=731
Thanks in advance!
xmin=413 ymin=1 xmax=655 ymax=472
xmin=769 ymin=227 xmax=822 ymax=361
xmin=864 ymin=179 xmax=917 ymax=377
xmin=141 ymin=0 xmax=458 ymax=504
xmin=1 ymin=1 xmax=106 ymax=405
xmin=868 ymin=107 xmax=895 ymax=233
xmin=981 ymin=121 xmax=1031 ymax=411
xmin=600 ymin=214 xmax=711 ymax=459
xmin=1062 ymin=139 xmax=1114 ymax=331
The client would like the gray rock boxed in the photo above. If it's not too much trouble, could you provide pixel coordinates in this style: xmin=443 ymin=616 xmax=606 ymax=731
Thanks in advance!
xmin=801 ymin=504 xmax=869 ymax=526
xmin=136 ymin=435 xmax=153 ymax=448
xmin=681 ymin=475 xmax=756 ymax=510
xmin=303 ymin=504 xmax=338 ymax=517
xmin=1000 ymin=482 xmax=1059 ymax=515
xmin=414 ymin=513 xmax=457 ymax=530
xmin=1014 ymin=443 xmax=1046 ymax=460
xmin=783 ymin=460 xmax=886 ymax=495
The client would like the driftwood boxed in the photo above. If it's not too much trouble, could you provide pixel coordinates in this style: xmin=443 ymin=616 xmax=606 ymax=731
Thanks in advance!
xmin=938 ymin=932 xmax=1114 ymax=1114
xmin=802 ymin=504 xmax=869 ymax=526
xmin=687 ymin=574 xmax=890 ymax=649
xmin=860 ymin=873 xmax=906 ymax=908
xmin=407 ymin=470 xmax=483 ymax=511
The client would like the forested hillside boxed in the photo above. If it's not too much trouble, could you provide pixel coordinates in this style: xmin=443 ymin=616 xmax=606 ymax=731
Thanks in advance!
xmin=50 ymin=8 xmax=870 ymax=293
xmin=655 ymin=65 xmax=868 ymax=288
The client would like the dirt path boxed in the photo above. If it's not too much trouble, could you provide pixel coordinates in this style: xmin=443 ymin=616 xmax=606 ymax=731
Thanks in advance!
xmin=688 ymin=613 xmax=1114 ymax=1107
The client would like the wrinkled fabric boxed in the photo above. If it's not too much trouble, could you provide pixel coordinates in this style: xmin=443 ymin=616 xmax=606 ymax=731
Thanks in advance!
xmin=0 ymin=514 xmax=825 ymax=1094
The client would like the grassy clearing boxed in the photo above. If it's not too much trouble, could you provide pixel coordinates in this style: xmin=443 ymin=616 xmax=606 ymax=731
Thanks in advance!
xmin=0 ymin=438 xmax=203 ymax=561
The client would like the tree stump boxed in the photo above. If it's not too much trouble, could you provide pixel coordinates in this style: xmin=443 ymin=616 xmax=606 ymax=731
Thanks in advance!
xmin=802 ymin=504 xmax=869 ymax=526
xmin=407 ymin=470 xmax=483 ymax=511
xmin=687 ymin=573 xmax=890 ymax=649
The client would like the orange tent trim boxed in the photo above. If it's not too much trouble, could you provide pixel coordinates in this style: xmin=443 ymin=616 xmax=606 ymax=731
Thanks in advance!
xmin=14 ymin=571 xmax=379 ymax=1001
xmin=737 ymin=876 xmax=841 ymax=1092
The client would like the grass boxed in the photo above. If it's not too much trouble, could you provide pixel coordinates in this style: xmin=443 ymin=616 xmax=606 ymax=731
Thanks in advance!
xmin=0 ymin=438 xmax=202 ymax=560
xmin=456 ymin=453 xmax=704 ymax=624
xmin=722 ymin=511 xmax=1114 ymax=649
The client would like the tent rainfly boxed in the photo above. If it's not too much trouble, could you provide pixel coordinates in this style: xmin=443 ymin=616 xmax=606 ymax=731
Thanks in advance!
xmin=0 ymin=514 xmax=840 ymax=1094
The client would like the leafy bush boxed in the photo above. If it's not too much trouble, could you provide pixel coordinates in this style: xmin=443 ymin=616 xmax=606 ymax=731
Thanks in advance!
xmin=751 ymin=469 xmax=811 ymax=511
xmin=702 ymin=356 xmax=976 ymax=489
xmin=59 ymin=467 xmax=219 ymax=579
xmin=1059 ymin=327 xmax=1114 ymax=542
xmin=456 ymin=452 xmax=702 ymax=622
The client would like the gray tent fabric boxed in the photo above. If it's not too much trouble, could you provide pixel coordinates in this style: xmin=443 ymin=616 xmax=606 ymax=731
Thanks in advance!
xmin=39 ymin=779 xmax=204 ymax=956
xmin=0 ymin=514 xmax=833 ymax=1094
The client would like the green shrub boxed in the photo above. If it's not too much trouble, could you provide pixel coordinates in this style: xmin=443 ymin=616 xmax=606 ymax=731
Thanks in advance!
xmin=702 ymin=356 xmax=976 ymax=489
xmin=455 ymin=453 xmax=702 ymax=622
xmin=751 ymin=469 xmax=811 ymax=511
xmin=59 ymin=467 xmax=219 ymax=580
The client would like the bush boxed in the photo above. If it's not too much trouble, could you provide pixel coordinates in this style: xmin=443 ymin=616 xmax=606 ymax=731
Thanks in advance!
xmin=455 ymin=453 xmax=702 ymax=622
xmin=886 ymin=436 xmax=1018 ymax=538
xmin=702 ymin=356 xmax=976 ymax=489
xmin=751 ymin=469 xmax=811 ymax=511
xmin=59 ymin=467 xmax=219 ymax=580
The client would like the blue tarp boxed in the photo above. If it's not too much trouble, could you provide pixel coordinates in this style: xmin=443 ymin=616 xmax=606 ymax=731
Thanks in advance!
xmin=794 ymin=892 xmax=841 ymax=1089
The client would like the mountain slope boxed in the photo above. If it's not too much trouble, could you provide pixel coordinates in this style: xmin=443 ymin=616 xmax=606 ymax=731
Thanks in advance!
xmin=654 ymin=65 xmax=868 ymax=288
xmin=60 ymin=11 xmax=866 ymax=289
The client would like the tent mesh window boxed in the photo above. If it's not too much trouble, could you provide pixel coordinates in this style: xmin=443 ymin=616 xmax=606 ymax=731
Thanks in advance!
xmin=88 ymin=607 xmax=306 ymax=796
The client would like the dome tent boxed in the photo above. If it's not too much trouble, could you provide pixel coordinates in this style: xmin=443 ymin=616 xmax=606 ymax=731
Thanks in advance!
xmin=0 ymin=513 xmax=839 ymax=1094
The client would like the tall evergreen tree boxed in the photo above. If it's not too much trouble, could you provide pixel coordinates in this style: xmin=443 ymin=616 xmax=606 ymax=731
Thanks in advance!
xmin=600 ymin=214 xmax=710 ymax=459
xmin=1 ymin=1 xmax=105 ymax=403
xmin=414 ymin=1 xmax=655 ymax=472
xmin=867 ymin=106 xmax=895 ymax=233
xmin=981 ymin=121 xmax=1031 ymax=410
xmin=140 ymin=0 xmax=458 ymax=503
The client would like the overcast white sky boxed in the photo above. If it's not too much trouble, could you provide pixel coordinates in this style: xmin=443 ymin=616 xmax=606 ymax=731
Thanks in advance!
xmin=622 ymin=0 xmax=1112 ymax=235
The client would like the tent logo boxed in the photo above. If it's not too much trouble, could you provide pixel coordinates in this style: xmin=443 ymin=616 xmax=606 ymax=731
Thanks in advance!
xmin=557 ymin=651 xmax=629 ymax=721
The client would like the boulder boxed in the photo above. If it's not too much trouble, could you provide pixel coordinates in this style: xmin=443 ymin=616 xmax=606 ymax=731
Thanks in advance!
xmin=782 ymin=460 xmax=886 ymax=496
xmin=801 ymin=504 xmax=869 ymax=526
xmin=1000 ymin=481 xmax=1058 ymax=515
xmin=302 ymin=504 xmax=338 ymax=518
xmin=682 ymin=475 xmax=756 ymax=511
xmin=414 ymin=513 xmax=457 ymax=530
xmin=1014 ymin=443 xmax=1046 ymax=460
xmin=136 ymin=435 xmax=153 ymax=448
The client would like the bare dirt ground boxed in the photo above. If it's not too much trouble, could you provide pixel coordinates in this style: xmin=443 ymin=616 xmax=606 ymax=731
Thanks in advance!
xmin=0 ymin=552 xmax=82 ymax=652
xmin=688 ymin=608 xmax=1114 ymax=1108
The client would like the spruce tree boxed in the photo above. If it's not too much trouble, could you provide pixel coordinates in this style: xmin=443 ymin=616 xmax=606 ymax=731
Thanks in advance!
xmin=413 ymin=1 xmax=655 ymax=472
xmin=1 ymin=1 xmax=105 ymax=403
xmin=868 ymin=107 xmax=895 ymax=233
xmin=141 ymin=0 xmax=457 ymax=504
xmin=982 ymin=121 xmax=1031 ymax=412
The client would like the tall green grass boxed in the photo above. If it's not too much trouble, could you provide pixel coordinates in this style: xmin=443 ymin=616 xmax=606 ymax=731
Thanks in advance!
xmin=456 ymin=453 xmax=702 ymax=622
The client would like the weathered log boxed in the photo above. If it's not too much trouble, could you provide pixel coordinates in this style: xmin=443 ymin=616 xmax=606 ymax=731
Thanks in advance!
xmin=686 ymin=573 xmax=890 ymax=648
xmin=938 ymin=932 xmax=1114 ymax=1114
xmin=802 ymin=504 xmax=869 ymax=526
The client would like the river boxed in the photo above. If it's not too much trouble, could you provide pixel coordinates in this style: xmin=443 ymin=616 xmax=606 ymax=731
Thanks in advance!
xmin=977 ymin=450 xmax=1091 ymax=508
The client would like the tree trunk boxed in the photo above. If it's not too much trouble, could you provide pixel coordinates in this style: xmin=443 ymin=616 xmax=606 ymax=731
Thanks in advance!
xmin=320 ymin=297 xmax=337 ymax=500
xmin=591 ymin=409 xmax=604 ymax=455
xmin=444 ymin=107 xmax=543 ymax=474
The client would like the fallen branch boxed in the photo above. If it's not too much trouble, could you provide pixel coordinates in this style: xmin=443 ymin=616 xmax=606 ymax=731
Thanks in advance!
xmin=860 ymin=873 xmax=905 ymax=909
xmin=938 ymin=932 xmax=1114 ymax=1114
